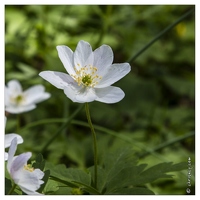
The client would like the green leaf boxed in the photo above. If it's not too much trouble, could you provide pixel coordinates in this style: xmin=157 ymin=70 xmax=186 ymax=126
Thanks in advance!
xmin=5 ymin=178 xmax=12 ymax=195
xmin=88 ymin=166 xmax=107 ymax=193
xmin=89 ymin=148 xmax=148 ymax=194
xmin=136 ymin=162 xmax=187 ymax=185
xmin=50 ymin=176 xmax=78 ymax=188
xmin=72 ymin=181 xmax=100 ymax=195
xmin=43 ymin=179 xmax=59 ymax=194
xmin=32 ymin=153 xmax=45 ymax=171
xmin=105 ymin=164 xmax=147 ymax=193
xmin=53 ymin=186 xmax=72 ymax=195
xmin=45 ymin=162 xmax=91 ymax=189
xmin=89 ymin=148 xmax=187 ymax=195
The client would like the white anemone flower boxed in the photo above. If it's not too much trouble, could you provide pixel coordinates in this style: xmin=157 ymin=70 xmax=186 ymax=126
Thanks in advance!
xmin=7 ymin=137 xmax=44 ymax=195
xmin=5 ymin=80 xmax=51 ymax=114
xmin=39 ymin=40 xmax=131 ymax=103
xmin=5 ymin=116 xmax=23 ymax=161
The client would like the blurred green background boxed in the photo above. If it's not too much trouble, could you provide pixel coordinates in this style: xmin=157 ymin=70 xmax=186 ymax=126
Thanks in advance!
xmin=5 ymin=5 xmax=195 ymax=194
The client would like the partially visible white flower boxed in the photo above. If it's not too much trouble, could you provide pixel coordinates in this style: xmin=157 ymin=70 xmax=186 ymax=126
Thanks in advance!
xmin=5 ymin=116 xmax=23 ymax=161
xmin=5 ymin=80 xmax=51 ymax=114
xmin=7 ymin=137 xmax=44 ymax=195
xmin=39 ymin=40 xmax=131 ymax=104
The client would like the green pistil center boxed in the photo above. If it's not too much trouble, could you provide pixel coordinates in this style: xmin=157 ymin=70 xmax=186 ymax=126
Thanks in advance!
xmin=82 ymin=75 xmax=92 ymax=86
xmin=15 ymin=95 xmax=24 ymax=104
xmin=15 ymin=95 xmax=23 ymax=103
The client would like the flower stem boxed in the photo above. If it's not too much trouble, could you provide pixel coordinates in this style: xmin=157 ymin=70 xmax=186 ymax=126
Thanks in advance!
xmin=127 ymin=7 xmax=195 ymax=63
xmin=7 ymin=183 xmax=17 ymax=195
xmin=85 ymin=103 xmax=98 ymax=189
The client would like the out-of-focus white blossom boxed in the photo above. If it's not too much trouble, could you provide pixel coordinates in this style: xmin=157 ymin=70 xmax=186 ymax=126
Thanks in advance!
xmin=5 ymin=80 xmax=51 ymax=114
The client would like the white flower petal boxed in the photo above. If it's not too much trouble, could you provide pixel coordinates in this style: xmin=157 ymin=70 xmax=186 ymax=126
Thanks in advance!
xmin=64 ymin=86 xmax=96 ymax=103
xmin=4 ymin=87 xmax=10 ymax=106
xmin=7 ymin=137 xmax=18 ymax=173
xmin=93 ymin=44 xmax=113 ymax=76
xmin=11 ymin=155 xmax=44 ymax=195
xmin=5 ymin=134 xmax=23 ymax=148
xmin=96 ymin=63 xmax=131 ymax=88
xmin=75 ymin=87 xmax=97 ymax=103
xmin=56 ymin=45 xmax=75 ymax=75
xmin=7 ymin=80 xmax=22 ymax=96
xmin=24 ymin=85 xmax=50 ymax=104
xmin=74 ymin=40 xmax=94 ymax=69
xmin=39 ymin=71 xmax=75 ymax=89
xmin=63 ymin=85 xmax=80 ymax=103
xmin=5 ymin=152 xmax=8 ymax=161
xmin=11 ymin=152 xmax=32 ymax=175
xmin=5 ymin=104 xmax=36 ymax=114
xmin=16 ymin=169 xmax=44 ymax=195
xmin=95 ymin=86 xmax=125 ymax=103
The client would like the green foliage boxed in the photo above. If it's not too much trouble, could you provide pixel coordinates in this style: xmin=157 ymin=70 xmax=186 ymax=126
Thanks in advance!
xmin=41 ymin=149 xmax=187 ymax=195
xmin=32 ymin=153 xmax=45 ymax=171
xmin=5 ymin=178 xmax=13 ymax=195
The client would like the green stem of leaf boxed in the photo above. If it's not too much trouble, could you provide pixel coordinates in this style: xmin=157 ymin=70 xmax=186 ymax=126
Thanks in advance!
xmin=41 ymin=104 xmax=84 ymax=153
xmin=7 ymin=183 xmax=17 ymax=195
xmin=127 ymin=7 xmax=195 ymax=63
xmin=84 ymin=103 xmax=98 ymax=189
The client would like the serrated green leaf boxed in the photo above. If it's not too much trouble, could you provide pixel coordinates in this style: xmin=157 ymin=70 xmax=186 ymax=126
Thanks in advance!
xmin=90 ymin=149 xmax=187 ymax=195
xmin=105 ymin=164 xmax=147 ymax=193
xmin=36 ymin=153 xmax=43 ymax=163
xmin=89 ymin=148 xmax=146 ymax=194
xmin=32 ymin=153 xmax=45 ymax=171
xmin=45 ymin=162 xmax=91 ymax=189
xmin=103 ymin=148 xmax=138 ymax=180
xmin=136 ymin=162 xmax=187 ymax=185
xmin=88 ymin=166 xmax=107 ymax=193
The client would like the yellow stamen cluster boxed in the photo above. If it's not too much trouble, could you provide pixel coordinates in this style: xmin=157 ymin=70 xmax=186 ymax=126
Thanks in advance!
xmin=71 ymin=64 xmax=102 ymax=87
xmin=24 ymin=164 xmax=34 ymax=172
